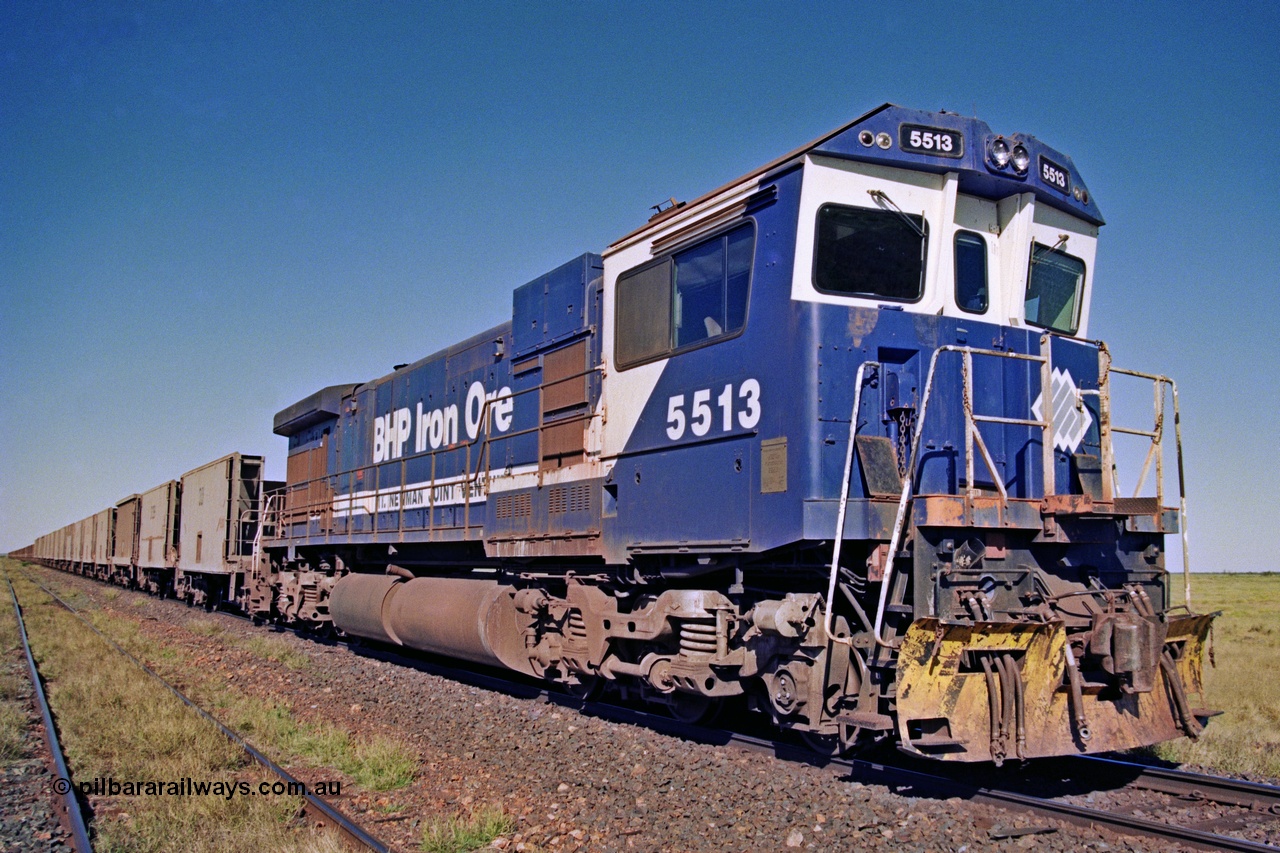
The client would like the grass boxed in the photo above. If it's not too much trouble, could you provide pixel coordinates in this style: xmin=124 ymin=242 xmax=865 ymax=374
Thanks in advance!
xmin=1 ymin=564 xmax=340 ymax=852
xmin=243 ymin=634 xmax=311 ymax=670
xmin=420 ymin=806 xmax=514 ymax=853
xmin=186 ymin=617 xmax=227 ymax=637
xmin=187 ymin=616 xmax=311 ymax=671
xmin=0 ymin=560 xmax=412 ymax=851
xmin=1140 ymin=572 xmax=1280 ymax=779
xmin=0 ymin=582 xmax=27 ymax=762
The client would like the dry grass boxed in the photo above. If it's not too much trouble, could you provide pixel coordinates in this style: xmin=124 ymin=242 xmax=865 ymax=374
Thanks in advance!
xmin=420 ymin=805 xmax=514 ymax=853
xmin=185 ymin=617 xmax=227 ymax=637
xmin=1145 ymin=573 xmax=1280 ymax=779
xmin=186 ymin=616 xmax=310 ymax=670
xmin=243 ymin=634 xmax=311 ymax=670
xmin=1 ymin=562 xmax=347 ymax=852
xmin=23 ymin=565 xmax=419 ymax=792
xmin=0 ymin=580 xmax=28 ymax=761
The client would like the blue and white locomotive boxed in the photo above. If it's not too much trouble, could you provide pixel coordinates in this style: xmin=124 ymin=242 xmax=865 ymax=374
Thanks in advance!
xmin=253 ymin=104 xmax=1215 ymax=763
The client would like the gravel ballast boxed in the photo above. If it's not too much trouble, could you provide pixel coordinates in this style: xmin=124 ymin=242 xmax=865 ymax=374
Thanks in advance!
xmin=27 ymin=566 xmax=1217 ymax=853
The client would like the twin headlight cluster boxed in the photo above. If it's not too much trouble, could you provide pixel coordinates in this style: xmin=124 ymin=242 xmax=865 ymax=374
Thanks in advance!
xmin=856 ymin=124 xmax=1089 ymax=204
xmin=987 ymin=136 xmax=1030 ymax=175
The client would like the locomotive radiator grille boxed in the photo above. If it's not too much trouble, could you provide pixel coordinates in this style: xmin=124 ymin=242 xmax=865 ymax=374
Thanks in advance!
xmin=494 ymin=493 xmax=532 ymax=520
xmin=549 ymin=484 xmax=592 ymax=515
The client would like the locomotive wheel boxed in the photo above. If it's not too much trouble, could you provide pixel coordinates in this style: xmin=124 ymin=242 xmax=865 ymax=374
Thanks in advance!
xmin=668 ymin=693 xmax=721 ymax=725
xmin=567 ymin=675 xmax=603 ymax=702
xmin=800 ymin=732 xmax=842 ymax=757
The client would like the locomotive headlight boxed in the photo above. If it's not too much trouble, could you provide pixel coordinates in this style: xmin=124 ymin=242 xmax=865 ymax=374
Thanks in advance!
xmin=858 ymin=130 xmax=875 ymax=147
xmin=1011 ymin=143 xmax=1030 ymax=175
xmin=875 ymin=132 xmax=892 ymax=149
xmin=988 ymin=137 xmax=1011 ymax=169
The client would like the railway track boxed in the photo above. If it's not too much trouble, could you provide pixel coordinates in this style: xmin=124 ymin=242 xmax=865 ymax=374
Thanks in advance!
xmin=25 ymin=563 xmax=1280 ymax=853
xmin=252 ymin=601 xmax=1280 ymax=853
xmin=10 ymin=570 xmax=391 ymax=853
xmin=5 ymin=578 xmax=92 ymax=853
xmin=561 ymin=704 xmax=1280 ymax=853
xmin=1075 ymin=754 xmax=1280 ymax=812
xmin=318 ymin=602 xmax=1280 ymax=853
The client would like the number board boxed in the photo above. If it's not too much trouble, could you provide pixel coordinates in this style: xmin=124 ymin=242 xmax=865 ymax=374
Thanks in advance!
xmin=1038 ymin=156 xmax=1072 ymax=195
xmin=899 ymin=124 xmax=963 ymax=158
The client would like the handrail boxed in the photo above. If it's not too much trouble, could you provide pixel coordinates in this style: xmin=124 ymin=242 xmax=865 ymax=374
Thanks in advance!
xmin=870 ymin=338 xmax=1056 ymax=648
xmin=271 ymin=363 xmax=605 ymax=540
xmin=1093 ymin=365 xmax=1191 ymax=608
xmin=823 ymin=361 xmax=880 ymax=647
xmin=861 ymin=339 xmax=1193 ymax=647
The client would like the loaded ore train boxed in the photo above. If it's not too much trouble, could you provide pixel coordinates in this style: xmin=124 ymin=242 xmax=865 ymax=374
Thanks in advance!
xmin=13 ymin=104 xmax=1218 ymax=764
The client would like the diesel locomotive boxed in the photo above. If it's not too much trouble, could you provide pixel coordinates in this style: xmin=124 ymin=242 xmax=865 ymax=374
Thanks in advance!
xmin=15 ymin=104 xmax=1216 ymax=763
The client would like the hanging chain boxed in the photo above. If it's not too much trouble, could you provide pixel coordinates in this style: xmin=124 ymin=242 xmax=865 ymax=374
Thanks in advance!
xmin=894 ymin=408 xmax=916 ymax=479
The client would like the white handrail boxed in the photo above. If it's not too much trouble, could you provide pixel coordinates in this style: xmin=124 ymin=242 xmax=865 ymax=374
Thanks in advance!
xmin=823 ymin=361 xmax=880 ymax=647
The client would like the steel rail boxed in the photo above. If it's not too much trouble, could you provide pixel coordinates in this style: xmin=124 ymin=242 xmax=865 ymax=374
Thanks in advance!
xmin=16 ymin=571 xmax=390 ymax=853
xmin=577 ymin=701 xmax=1280 ymax=853
xmin=1075 ymin=755 xmax=1280 ymax=812
xmin=5 ymin=578 xmax=93 ymax=853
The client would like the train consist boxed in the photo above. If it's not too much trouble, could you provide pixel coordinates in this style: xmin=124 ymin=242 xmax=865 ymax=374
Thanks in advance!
xmin=13 ymin=104 xmax=1218 ymax=764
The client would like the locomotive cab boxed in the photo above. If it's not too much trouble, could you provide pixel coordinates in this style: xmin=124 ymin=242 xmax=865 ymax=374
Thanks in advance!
xmin=593 ymin=104 xmax=1212 ymax=761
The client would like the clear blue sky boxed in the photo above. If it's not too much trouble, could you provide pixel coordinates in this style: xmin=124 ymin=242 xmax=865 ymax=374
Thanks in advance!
xmin=3 ymin=2 xmax=1277 ymax=574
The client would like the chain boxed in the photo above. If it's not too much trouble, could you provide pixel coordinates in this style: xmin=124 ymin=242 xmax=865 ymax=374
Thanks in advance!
xmin=894 ymin=408 xmax=916 ymax=479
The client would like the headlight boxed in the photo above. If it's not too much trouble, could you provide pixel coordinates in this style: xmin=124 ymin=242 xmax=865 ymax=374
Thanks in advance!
xmin=858 ymin=130 xmax=875 ymax=147
xmin=1011 ymin=144 xmax=1030 ymax=175
xmin=875 ymin=132 xmax=892 ymax=150
xmin=988 ymin=137 xmax=1011 ymax=169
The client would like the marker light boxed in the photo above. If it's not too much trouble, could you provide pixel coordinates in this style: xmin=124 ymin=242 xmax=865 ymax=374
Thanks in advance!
xmin=988 ymin=137 xmax=1011 ymax=169
xmin=858 ymin=130 xmax=875 ymax=147
xmin=1072 ymin=187 xmax=1082 ymax=200
xmin=1011 ymin=144 xmax=1030 ymax=175
xmin=875 ymin=132 xmax=892 ymax=149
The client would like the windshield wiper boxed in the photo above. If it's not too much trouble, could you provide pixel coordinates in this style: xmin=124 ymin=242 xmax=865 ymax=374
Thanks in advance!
xmin=868 ymin=189 xmax=925 ymax=238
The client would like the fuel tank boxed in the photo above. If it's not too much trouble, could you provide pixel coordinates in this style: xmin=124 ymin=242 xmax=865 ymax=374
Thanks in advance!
xmin=329 ymin=573 xmax=535 ymax=675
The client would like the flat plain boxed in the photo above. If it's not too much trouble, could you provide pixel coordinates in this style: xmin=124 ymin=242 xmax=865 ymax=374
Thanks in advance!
xmin=1146 ymin=572 xmax=1280 ymax=781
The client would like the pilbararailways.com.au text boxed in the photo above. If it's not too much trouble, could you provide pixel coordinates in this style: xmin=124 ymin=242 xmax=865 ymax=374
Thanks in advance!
xmin=54 ymin=777 xmax=342 ymax=799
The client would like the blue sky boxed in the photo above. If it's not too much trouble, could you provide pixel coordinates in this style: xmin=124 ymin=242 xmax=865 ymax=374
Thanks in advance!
xmin=2 ymin=2 xmax=1277 ymax=574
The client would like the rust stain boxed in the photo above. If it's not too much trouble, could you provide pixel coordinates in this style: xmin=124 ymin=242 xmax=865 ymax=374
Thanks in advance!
xmin=847 ymin=307 xmax=878 ymax=347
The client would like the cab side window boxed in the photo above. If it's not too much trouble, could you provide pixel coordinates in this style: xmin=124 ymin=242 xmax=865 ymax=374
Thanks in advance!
xmin=954 ymin=231 xmax=988 ymax=313
xmin=616 ymin=222 xmax=754 ymax=369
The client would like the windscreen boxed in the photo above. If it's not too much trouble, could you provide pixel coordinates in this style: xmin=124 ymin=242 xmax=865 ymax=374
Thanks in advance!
xmin=814 ymin=203 xmax=927 ymax=301
xmin=1025 ymin=243 xmax=1085 ymax=334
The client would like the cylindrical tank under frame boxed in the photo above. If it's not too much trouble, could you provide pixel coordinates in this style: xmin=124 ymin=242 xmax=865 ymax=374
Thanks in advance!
xmin=329 ymin=572 xmax=539 ymax=675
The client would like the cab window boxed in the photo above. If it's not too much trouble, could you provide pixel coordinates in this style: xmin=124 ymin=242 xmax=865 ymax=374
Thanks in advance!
xmin=1025 ymin=242 xmax=1085 ymax=334
xmin=813 ymin=203 xmax=927 ymax=301
xmin=954 ymin=231 xmax=988 ymax=313
xmin=616 ymin=222 xmax=753 ymax=368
